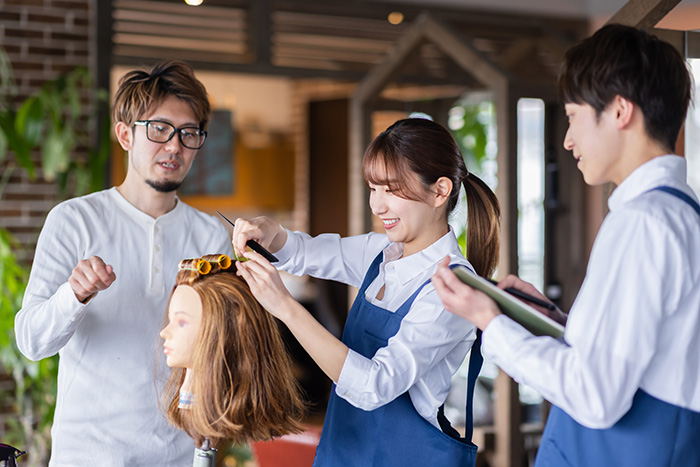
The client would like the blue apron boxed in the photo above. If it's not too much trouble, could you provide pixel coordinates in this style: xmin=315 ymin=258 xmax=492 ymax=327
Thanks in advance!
xmin=313 ymin=254 xmax=482 ymax=467
xmin=536 ymin=186 xmax=700 ymax=467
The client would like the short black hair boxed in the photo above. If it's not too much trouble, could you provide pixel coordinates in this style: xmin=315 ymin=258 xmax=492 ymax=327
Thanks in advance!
xmin=559 ymin=24 xmax=692 ymax=152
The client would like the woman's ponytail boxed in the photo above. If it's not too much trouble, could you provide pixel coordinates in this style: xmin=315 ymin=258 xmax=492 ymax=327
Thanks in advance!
xmin=463 ymin=173 xmax=500 ymax=278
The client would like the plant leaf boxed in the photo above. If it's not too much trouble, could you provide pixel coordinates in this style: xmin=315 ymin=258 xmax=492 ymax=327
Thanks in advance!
xmin=41 ymin=127 xmax=68 ymax=181
xmin=0 ymin=111 xmax=34 ymax=178
xmin=0 ymin=125 xmax=7 ymax=161
xmin=15 ymin=95 xmax=45 ymax=146
xmin=66 ymin=71 xmax=82 ymax=120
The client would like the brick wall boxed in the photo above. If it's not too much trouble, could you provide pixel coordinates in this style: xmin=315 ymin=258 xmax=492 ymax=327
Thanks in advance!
xmin=0 ymin=0 xmax=94 ymax=263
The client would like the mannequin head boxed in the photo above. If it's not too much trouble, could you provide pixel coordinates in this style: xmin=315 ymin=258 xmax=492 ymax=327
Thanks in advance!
xmin=160 ymin=254 xmax=305 ymax=447
xmin=162 ymin=283 xmax=202 ymax=368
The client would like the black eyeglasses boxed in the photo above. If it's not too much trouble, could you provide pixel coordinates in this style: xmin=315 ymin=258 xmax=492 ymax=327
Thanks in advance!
xmin=133 ymin=120 xmax=207 ymax=150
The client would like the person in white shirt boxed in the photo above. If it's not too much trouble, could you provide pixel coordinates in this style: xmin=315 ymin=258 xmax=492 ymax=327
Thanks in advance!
xmin=432 ymin=24 xmax=700 ymax=467
xmin=231 ymin=117 xmax=501 ymax=467
xmin=15 ymin=60 xmax=232 ymax=467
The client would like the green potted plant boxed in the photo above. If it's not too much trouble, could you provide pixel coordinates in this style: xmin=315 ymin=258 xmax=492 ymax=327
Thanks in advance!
xmin=0 ymin=47 xmax=110 ymax=466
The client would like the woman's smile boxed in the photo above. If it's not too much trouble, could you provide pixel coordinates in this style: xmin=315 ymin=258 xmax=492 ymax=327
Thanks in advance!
xmin=382 ymin=218 xmax=399 ymax=229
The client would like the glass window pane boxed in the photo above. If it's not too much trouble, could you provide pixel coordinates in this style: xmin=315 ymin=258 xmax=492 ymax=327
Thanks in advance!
xmin=517 ymin=98 xmax=545 ymax=291
xmin=516 ymin=97 xmax=545 ymax=418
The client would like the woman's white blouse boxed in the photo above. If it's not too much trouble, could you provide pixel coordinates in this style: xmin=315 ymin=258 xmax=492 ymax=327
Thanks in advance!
xmin=275 ymin=228 xmax=477 ymax=427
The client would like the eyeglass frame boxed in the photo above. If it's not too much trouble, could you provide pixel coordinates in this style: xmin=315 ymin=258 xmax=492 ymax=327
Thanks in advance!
xmin=133 ymin=120 xmax=208 ymax=150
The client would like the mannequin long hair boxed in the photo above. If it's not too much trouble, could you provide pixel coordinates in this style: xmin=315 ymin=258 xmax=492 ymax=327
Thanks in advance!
xmin=160 ymin=254 xmax=305 ymax=447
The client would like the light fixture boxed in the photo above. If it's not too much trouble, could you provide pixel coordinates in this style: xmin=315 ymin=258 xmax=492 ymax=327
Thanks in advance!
xmin=185 ymin=0 xmax=203 ymax=5
xmin=387 ymin=11 xmax=404 ymax=25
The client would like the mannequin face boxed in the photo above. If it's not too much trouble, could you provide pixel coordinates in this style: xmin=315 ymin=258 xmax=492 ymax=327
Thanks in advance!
xmin=160 ymin=285 xmax=203 ymax=368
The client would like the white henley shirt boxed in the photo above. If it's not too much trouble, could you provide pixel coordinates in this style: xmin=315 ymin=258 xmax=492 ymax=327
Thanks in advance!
xmin=15 ymin=187 xmax=232 ymax=467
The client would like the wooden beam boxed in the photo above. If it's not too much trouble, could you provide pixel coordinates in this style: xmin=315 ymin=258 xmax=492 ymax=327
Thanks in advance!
xmin=492 ymin=372 xmax=524 ymax=467
xmin=500 ymin=38 xmax=536 ymax=71
xmin=605 ymin=0 xmax=682 ymax=29
xmin=652 ymin=28 xmax=684 ymax=55
xmin=249 ymin=0 xmax=272 ymax=65
xmin=113 ymin=55 xmax=475 ymax=86
xmin=685 ymin=30 xmax=700 ymax=58
xmin=95 ymin=0 xmax=113 ymax=188
xmin=352 ymin=13 xmax=429 ymax=104
xmin=348 ymin=99 xmax=372 ymax=236
xmin=350 ymin=11 xmax=511 ymax=234
xmin=422 ymin=13 xmax=510 ymax=88
xmin=535 ymin=26 xmax=573 ymax=65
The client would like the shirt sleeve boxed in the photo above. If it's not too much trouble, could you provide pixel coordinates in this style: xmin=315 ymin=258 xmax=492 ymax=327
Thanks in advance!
xmin=276 ymin=230 xmax=386 ymax=288
xmin=15 ymin=203 xmax=91 ymax=361
xmin=482 ymin=208 xmax=684 ymax=429
xmin=210 ymin=220 xmax=234 ymax=257
xmin=335 ymin=285 xmax=476 ymax=411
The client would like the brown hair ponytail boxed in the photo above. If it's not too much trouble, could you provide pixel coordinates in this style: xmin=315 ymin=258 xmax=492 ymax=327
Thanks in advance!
xmin=463 ymin=173 xmax=500 ymax=278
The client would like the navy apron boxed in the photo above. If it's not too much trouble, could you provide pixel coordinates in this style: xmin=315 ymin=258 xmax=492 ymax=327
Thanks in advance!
xmin=313 ymin=254 xmax=482 ymax=467
xmin=536 ymin=186 xmax=700 ymax=467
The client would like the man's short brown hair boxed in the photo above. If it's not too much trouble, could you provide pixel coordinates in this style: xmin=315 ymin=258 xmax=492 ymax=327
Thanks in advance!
xmin=112 ymin=60 xmax=211 ymax=129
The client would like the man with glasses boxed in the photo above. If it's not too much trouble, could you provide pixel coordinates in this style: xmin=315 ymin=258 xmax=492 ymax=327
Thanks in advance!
xmin=15 ymin=60 xmax=232 ymax=466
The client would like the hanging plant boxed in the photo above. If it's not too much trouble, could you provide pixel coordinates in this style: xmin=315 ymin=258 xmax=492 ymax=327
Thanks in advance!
xmin=0 ymin=59 xmax=110 ymax=196
xmin=0 ymin=46 xmax=110 ymax=466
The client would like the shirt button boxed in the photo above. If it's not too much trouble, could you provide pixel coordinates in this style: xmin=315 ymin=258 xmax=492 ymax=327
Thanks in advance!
xmin=155 ymin=245 xmax=160 ymax=252
xmin=387 ymin=264 xmax=394 ymax=270
xmin=154 ymin=267 xmax=159 ymax=273
xmin=387 ymin=281 xmax=394 ymax=287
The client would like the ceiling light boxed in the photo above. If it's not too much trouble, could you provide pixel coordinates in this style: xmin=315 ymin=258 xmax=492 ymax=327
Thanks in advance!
xmin=185 ymin=0 xmax=203 ymax=5
xmin=387 ymin=11 xmax=404 ymax=25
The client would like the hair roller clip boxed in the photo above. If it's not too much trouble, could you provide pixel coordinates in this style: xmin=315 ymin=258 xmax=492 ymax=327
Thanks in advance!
xmin=216 ymin=255 xmax=232 ymax=269
xmin=196 ymin=259 xmax=212 ymax=275
xmin=178 ymin=258 xmax=212 ymax=275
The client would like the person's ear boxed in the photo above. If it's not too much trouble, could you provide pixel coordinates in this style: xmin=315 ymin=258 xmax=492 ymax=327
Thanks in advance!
xmin=433 ymin=176 xmax=453 ymax=208
xmin=115 ymin=121 xmax=132 ymax=151
xmin=613 ymin=95 xmax=634 ymax=130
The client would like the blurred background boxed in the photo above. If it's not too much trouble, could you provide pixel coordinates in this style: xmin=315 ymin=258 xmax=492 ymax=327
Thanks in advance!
xmin=2 ymin=0 xmax=700 ymax=465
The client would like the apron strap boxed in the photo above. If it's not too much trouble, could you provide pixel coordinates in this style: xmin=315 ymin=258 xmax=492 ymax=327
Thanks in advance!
xmin=436 ymin=330 xmax=482 ymax=443
xmin=358 ymin=252 xmax=385 ymax=294
xmin=436 ymin=264 xmax=483 ymax=444
xmin=463 ymin=330 xmax=483 ymax=441
xmin=361 ymin=253 xmax=485 ymax=443
xmin=650 ymin=186 xmax=700 ymax=217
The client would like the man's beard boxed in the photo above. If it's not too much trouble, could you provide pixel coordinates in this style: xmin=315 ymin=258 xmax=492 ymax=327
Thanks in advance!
xmin=146 ymin=179 xmax=182 ymax=193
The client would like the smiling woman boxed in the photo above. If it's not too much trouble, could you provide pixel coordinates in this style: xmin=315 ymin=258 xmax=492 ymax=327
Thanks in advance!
xmin=159 ymin=254 xmax=306 ymax=448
